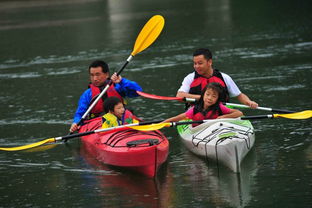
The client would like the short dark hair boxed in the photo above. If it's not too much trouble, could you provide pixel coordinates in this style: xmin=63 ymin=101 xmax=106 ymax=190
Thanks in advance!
xmin=103 ymin=96 xmax=122 ymax=113
xmin=193 ymin=48 xmax=212 ymax=60
xmin=88 ymin=60 xmax=109 ymax=73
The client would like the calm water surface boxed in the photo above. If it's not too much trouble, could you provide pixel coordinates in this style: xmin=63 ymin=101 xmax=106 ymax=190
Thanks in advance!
xmin=0 ymin=0 xmax=311 ymax=207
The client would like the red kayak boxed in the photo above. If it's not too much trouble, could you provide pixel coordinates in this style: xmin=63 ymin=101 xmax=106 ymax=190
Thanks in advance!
xmin=79 ymin=117 xmax=169 ymax=178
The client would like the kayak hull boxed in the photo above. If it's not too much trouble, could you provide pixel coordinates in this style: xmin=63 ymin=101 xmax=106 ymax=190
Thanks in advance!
xmin=79 ymin=117 xmax=169 ymax=177
xmin=177 ymin=119 xmax=255 ymax=173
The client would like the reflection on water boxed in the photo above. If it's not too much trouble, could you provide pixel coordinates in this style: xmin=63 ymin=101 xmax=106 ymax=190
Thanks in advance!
xmin=78 ymin=142 xmax=258 ymax=208
xmin=168 ymin=148 xmax=258 ymax=207
xmin=79 ymin=144 xmax=172 ymax=208
xmin=305 ymin=144 xmax=312 ymax=169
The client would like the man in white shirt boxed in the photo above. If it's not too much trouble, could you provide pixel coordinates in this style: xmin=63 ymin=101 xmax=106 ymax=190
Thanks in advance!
xmin=176 ymin=48 xmax=258 ymax=108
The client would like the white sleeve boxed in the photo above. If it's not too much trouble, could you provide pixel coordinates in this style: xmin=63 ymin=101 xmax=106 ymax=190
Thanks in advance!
xmin=177 ymin=72 xmax=195 ymax=93
xmin=221 ymin=72 xmax=241 ymax=97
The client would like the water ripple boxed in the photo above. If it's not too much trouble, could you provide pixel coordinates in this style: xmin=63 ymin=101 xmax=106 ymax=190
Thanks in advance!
xmin=0 ymin=118 xmax=69 ymax=126
xmin=0 ymin=72 xmax=41 ymax=79
xmin=219 ymin=40 xmax=312 ymax=60
xmin=263 ymin=84 xmax=305 ymax=92
xmin=0 ymin=49 xmax=115 ymax=70
xmin=0 ymin=159 xmax=117 ymax=175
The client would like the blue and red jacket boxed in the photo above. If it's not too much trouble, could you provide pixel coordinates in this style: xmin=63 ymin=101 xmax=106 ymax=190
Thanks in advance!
xmin=89 ymin=82 xmax=124 ymax=116
xmin=73 ymin=78 xmax=142 ymax=124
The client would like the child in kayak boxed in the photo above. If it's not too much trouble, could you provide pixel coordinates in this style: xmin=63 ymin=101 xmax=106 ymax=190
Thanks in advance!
xmin=163 ymin=82 xmax=243 ymax=126
xmin=102 ymin=96 xmax=139 ymax=128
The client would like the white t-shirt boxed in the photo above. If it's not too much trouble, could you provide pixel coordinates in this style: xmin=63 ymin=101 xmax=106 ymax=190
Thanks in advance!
xmin=177 ymin=71 xmax=241 ymax=97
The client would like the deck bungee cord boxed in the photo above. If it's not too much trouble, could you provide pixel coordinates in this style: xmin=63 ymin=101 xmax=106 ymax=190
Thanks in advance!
xmin=190 ymin=123 xmax=254 ymax=171
xmin=214 ymin=127 xmax=254 ymax=172
xmin=104 ymin=129 xmax=166 ymax=147
xmin=177 ymin=119 xmax=256 ymax=173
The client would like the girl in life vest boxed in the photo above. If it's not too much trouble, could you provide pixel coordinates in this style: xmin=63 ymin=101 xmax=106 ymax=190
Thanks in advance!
xmin=163 ymin=82 xmax=243 ymax=127
xmin=102 ymin=96 xmax=139 ymax=128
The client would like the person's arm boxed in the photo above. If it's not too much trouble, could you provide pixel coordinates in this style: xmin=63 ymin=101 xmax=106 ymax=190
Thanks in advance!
xmin=114 ymin=76 xmax=142 ymax=98
xmin=176 ymin=91 xmax=201 ymax=100
xmin=176 ymin=73 xmax=201 ymax=99
xmin=162 ymin=113 xmax=188 ymax=123
xmin=216 ymin=103 xmax=243 ymax=119
xmin=217 ymin=108 xmax=243 ymax=119
xmin=70 ymin=90 xmax=92 ymax=132
xmin=222 ymin=73 xmax=258 ymax=108
xmin=236 ymin=93 xmax=258 ymax=108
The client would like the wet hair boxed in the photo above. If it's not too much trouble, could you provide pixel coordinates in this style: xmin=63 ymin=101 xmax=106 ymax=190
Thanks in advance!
xmin=103 ymin=96 xmax=123 ymax=113
xmin=193 ymin=48 xmax=212 ymax=60
xmin=88 ymin=60 xmax=109 ymax=73
xmin=194 ymin=82 xmax=225 ymax=115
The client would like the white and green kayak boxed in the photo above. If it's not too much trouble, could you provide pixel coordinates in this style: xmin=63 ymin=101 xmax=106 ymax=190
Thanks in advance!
xmin=177 ymin=119 xmax=255 ymax=173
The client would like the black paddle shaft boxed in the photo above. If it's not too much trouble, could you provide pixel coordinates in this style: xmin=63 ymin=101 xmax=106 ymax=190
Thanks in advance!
xmin=271 ymin=108 xmax=295 ymax=113
xmin=66 ymin=119 xmax=164 ymax=142
xmin=116 ymin=60 xmax=130 ymax=76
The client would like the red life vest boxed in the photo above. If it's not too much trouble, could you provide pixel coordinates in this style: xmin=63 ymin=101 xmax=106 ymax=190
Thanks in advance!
xmin=121 ymin=109 xmax=139 ymax=125
xmin=89 ymin=83 xmax=123 ymax=115
xmin=191 ymin=104 xmax=224 ymax=121
xmin=188 ymin=103 xmax=227 ymax=127
xmin=189 ymin=69 xmax=229 ymax=102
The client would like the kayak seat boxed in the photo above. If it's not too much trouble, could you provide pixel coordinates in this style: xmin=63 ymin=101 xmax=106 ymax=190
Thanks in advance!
xmin=127 ymin=139 xmax=160 ymax=147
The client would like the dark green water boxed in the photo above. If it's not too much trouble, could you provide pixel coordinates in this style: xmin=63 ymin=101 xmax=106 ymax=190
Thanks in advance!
xmin=0 ymin=0 xmax=311 ymax=207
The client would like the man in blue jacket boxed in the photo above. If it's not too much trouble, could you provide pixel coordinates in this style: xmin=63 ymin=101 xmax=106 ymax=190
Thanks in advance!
xmin=70 ymin=60 xmax=142 ymax=132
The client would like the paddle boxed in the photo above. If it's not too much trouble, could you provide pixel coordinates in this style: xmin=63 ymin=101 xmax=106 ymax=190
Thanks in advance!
xmin=224 ymin=103 xmax=294 ymax=113
xmin=1 ymin=110 xmax=310 ymax=151
xmin=239 ymin=110 xmax=312 ymax=120
xmin=136 ymin=91 xmax=294 ymax=113
xmin=76 ymin=15 xmax=165 ymax=126
xmin=132 ymin=110 xmax=312 ymax=130
xmin=120 ymin=110 xmax=312 ymax=133
xmin=0 ymin=120 xmax=163 ymax=152
xmin=137 ymin=90 xmax=196 ymax=102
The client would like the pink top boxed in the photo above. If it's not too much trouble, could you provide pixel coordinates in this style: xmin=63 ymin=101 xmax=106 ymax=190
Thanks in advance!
xmin=185 ymin=103 xmax=231 ymax=120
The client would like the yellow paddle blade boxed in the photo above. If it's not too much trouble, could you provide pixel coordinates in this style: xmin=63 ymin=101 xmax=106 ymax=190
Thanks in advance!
xmin=274 ymin=110 xmax=312 ymax=119
xmin=25 ymin=144 xmax=59 ymax=152
xmin=130 ymin=123 xmax=171 ymax=131
xmin=131 ymin=15 xmax=165 ymax=56
xmin=0 ymin=138 xmax=56 ymax=151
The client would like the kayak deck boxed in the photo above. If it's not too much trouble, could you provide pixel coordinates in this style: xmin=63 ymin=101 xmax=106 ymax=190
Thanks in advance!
xmin=79 ymin=117 xmax=169 ymax=177
xmin=177 ymin=119 xmax=255 ymax=173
